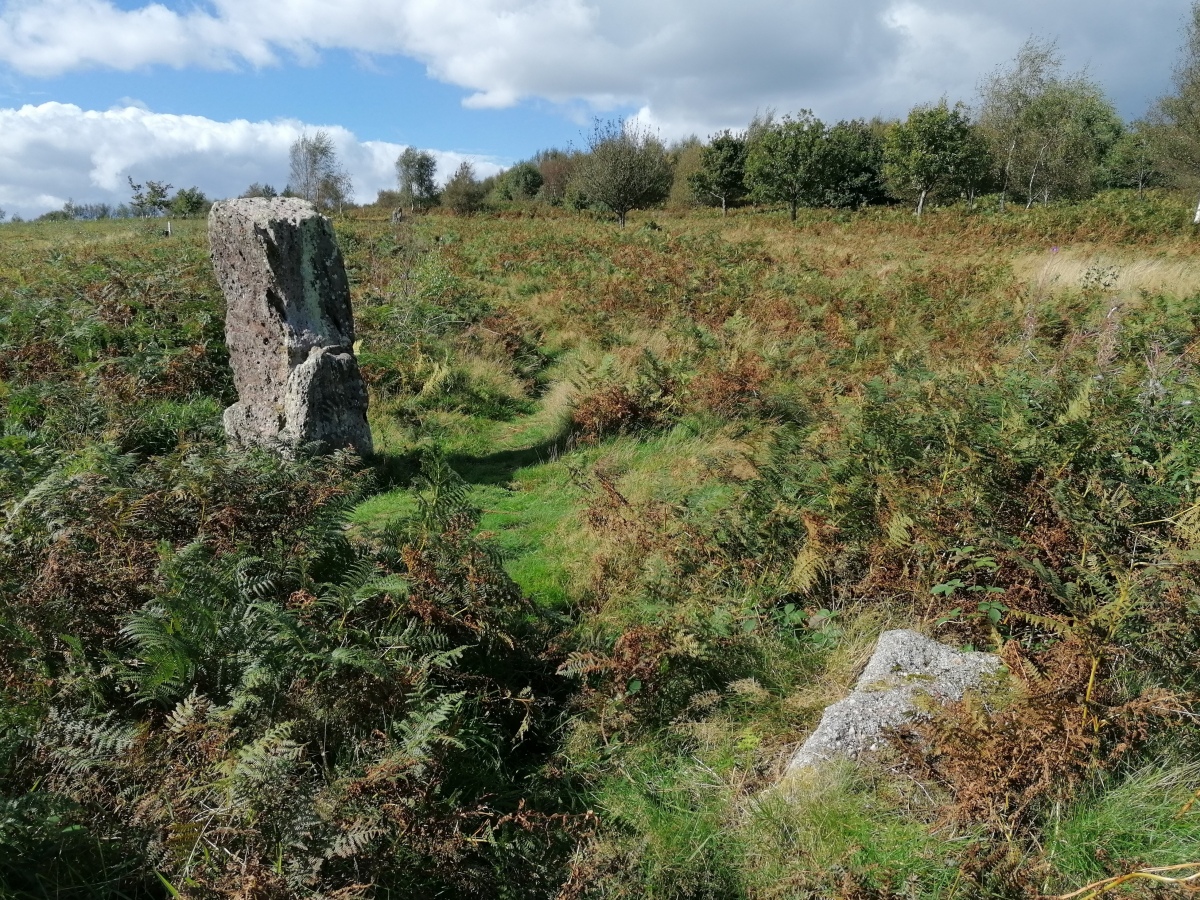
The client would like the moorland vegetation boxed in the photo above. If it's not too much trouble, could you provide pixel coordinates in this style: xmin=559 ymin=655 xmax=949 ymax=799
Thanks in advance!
xmin=4 ymin=18 xmax=1200 ymax=900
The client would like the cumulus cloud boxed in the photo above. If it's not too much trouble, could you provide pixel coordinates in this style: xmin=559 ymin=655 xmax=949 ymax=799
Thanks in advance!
xmin=0 ymin=102 xmax=501 ymax=218
xmin=0 ymin=0 xmax=1190 ymax=138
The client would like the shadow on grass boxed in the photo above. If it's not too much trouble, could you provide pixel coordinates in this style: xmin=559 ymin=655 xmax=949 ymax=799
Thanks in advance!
xmin=369 ymin=448 xmax=424 ymax=492
xmin=370 ymin=425 xmax=575 ymax=490
xmin=447 ymin=426 xmax=575 ymax=486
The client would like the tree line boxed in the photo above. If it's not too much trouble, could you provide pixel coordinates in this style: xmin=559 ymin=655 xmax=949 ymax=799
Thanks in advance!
xmin=14 ymin=179 xmax=212 ymax=224
xmin=375 ymin=17 xmax=1200 ymax=226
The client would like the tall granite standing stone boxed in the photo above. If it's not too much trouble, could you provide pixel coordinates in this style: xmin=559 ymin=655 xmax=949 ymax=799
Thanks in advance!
xmin=209 ymin=198 xmax=373 ymax=455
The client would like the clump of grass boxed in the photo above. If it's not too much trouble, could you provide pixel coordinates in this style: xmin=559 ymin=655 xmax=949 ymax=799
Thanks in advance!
xmin=745 ymin=764 xmax=966 ymax=898
xmin=1043 ymin=764 xmax=1200 ymax=894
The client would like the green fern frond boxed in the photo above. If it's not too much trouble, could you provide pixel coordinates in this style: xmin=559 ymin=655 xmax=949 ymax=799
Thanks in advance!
xmin=229 ymin=722 xmax=303 ymax=787
xmin=327 ymin=821 xmax=384 ymax=860
xmin=1006 ymin=607 xmax=1077 ymax=639
xmin=165 ymin=690 xmax=210 ymax=733
xmin=396 ymin=691 xmax=465 ymax=757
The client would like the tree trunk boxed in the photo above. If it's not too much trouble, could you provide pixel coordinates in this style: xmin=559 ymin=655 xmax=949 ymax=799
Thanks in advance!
xmin=721 ymin=196 xmax=727 ymax=217
xmin=916 ymin=189 xmax=927 ymax=217
xmin=789 ymin=199 xmax=797 ymax=221
xmin=618 ymin=210 xmax=627 ymax=228
xmin=999 ymin=138 xmax=1017 ymax=212
xmin=1026 ymin=150 xmax=1043 ymax=210
xmin=1192 ymin=193 xmax=1200 ymax=225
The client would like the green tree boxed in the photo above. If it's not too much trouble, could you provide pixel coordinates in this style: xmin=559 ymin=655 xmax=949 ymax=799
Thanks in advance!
xmin=127 ymin=176 xmax=173 ymax=217
xmin=169 ymin=186 xmax=209 ymax=218
xmin=744 ymin=111 xmax=826 ymax=221
xmin=494 ymin=162 xmax=544 ymax=202
xmin=1101 ymin=126 xmax=1166 ymax=195
xmin=977 ymin=37 xmax=1062 ymax=209
xmin=883 ymin=101 xmax=989 ymax=215
xmin=395 ymin=147 xmax=439 ymax=212
xmin=815 ymin=119 xmax=887 ymax=209
xmin=688 ymin=130 xmax=748 ymax=215
xmin=1014 ymin=81 xmax=1123 ymax=206
xmin=667 ymin=136 xmax=703 ymax=209
xmin=573 ymin=119 xmax=673 ymax=227
xmin=1147 ymin=2 xmax=1200 ymax=221
xmin=978 ymin=38 xmax=1121 ymax=208
xmin=534 ymin=149 xmax=578 ymax=206
xmin=441 ymin=161 xmax=485 ymax=215
xmin=319 ymin=171 xmax=354 ymax=213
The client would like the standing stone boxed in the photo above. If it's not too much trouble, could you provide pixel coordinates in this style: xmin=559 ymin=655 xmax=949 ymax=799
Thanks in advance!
xmin=209 ymin=198 xmax=372 ymax=455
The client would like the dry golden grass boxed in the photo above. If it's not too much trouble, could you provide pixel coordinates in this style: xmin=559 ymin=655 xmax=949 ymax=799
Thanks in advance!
xmin=1015 ymin=248 xmax=1200 ymax=301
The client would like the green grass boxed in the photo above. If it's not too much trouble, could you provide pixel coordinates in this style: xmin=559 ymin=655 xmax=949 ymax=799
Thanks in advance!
xmin=744 ymin=766 xmax=969 ymax=898
xmin=1043 ymin=764 xmax=1200 ymax=892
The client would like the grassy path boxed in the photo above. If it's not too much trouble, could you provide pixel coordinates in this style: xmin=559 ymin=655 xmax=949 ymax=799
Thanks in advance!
xmin=352 ymin=389 xmax=581 ymax=609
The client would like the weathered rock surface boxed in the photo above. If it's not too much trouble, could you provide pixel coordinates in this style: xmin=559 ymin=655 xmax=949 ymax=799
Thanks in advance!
xmin=787 ymin=629 xmax=1002 ymax=773
xmin=210 ymin=197 xmax=372 ymax=455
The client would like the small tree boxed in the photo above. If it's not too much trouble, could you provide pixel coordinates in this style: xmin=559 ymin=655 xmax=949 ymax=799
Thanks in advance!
xmin=395 ymin=148 xmax=439 ymax=212
xmin=744 ymin=111 xmax=826 ymax=221
xmin=883 ymin=101 xmax=989 ymax=215
xmin=495 ymin=162 xmax=544 ymax=202
xmin=977 ymin=38 xmax=1062 ymax=210
xmin=375 ymin=188 xmax=404 ymax=208
xmin=441 ymin=161 xmax=485 ymax=215
xmin=1014 ymin=81 xmax=1122 ymax=207
xmin=573 ymin=119 xmax=673 ymax=226
xmin=977 ymin=38 xmax=1119 ymax=209
xmin=319 ymin=171 xmax=354 ymax=213
xmin=534 ymin=149 xmax=578 ymax=205
xmin=665 ymin=137 xmax=703 ymax=209
xmin=170 ymin=187 xmax=210 ymax=218
xmin=1102 ymin=126 xmax=1166 ymax=195
xmin=689 ymin=130 xmax=748 ymax=215
xmin=128 ymin=176 xmax=173 ymax=217
xmin=288 ymin=130 xmax=351 ymax=212
xmin=241 ymin=182 xmax=278 ymax=199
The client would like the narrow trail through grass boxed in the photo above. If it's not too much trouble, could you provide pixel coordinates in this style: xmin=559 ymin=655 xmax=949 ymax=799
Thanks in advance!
xmin=352 ymin=386 xmax=582 ymax=609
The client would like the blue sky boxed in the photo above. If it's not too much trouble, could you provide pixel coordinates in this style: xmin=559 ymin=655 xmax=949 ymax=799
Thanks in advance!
xmin=0 ymin=49 xmax=595 ymax=159
xmin=0 ymin=0 xmax=1193 ymax=217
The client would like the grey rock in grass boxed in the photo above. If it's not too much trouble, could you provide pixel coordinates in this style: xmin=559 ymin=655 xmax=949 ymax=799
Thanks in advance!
xmin=210 ymin=197 xmax=372 ymax=455
xmin=787 ymin=629 xmax=1002 ymax=773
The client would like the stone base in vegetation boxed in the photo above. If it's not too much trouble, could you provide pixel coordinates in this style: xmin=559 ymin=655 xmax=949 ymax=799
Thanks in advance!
xmin=787 ymin=630 xmax=1003 ymax=773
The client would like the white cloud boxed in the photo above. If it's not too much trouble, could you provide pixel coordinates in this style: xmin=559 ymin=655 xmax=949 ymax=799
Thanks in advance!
xmin=0 ymin=0 xmax=1191 ymax=139
xmin=0 ymin=102 xmax=502 ymax=218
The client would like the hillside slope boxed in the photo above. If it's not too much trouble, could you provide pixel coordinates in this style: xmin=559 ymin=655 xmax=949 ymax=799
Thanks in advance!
xmin=2 ymin=197 xmax=1199 ymax=897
